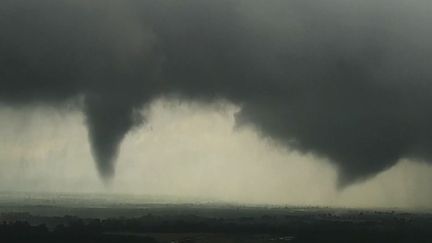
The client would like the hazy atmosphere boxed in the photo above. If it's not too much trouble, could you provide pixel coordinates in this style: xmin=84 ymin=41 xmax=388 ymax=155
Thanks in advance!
xmin=1 ymin=99 xmax=432 ymax=209
xmin=2 ymin=0 xmax=432 ymax=210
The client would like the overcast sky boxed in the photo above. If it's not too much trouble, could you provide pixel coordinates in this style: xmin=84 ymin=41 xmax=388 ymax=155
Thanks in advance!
xmin=2 ymin=0 xmax=432 ymax=209
xmin=1 ymin=99 xmax=432 ymax=209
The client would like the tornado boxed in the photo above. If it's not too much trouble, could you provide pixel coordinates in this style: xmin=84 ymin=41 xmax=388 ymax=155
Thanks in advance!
xmin=2 ymin=0 xmax=432 ymax=187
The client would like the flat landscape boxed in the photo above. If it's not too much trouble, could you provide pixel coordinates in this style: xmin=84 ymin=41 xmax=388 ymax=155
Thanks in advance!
xmin=1 ymin=192 xmax=431 ymax=242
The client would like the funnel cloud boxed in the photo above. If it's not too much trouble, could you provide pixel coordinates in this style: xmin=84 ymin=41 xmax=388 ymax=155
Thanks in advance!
xmin=1 ymin=0 xmax=432 ymax=186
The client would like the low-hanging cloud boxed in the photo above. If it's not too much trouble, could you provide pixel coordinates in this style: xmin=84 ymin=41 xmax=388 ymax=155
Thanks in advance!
xmin=1 ymin=0 xmax=432 ymax=186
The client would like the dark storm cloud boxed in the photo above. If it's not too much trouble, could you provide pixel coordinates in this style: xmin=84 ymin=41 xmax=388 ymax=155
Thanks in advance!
xmin=1 ymin=0 xmax=432 ymax=186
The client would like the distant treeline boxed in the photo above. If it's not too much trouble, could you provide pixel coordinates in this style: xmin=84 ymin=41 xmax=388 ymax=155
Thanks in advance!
xmin=1 ymin=212 xmax=432 ymax=242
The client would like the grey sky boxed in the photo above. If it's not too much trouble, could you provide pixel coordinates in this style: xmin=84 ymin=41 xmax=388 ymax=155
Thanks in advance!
xmin=1 ymin=99 xmax=432 ymax=209
xmin=1 ymin=0 xmax=432 ymax=206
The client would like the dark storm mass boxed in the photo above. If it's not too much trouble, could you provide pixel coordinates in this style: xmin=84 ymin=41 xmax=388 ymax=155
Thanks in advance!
xmin=1 ymin=0 xmax=432 ymax=186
